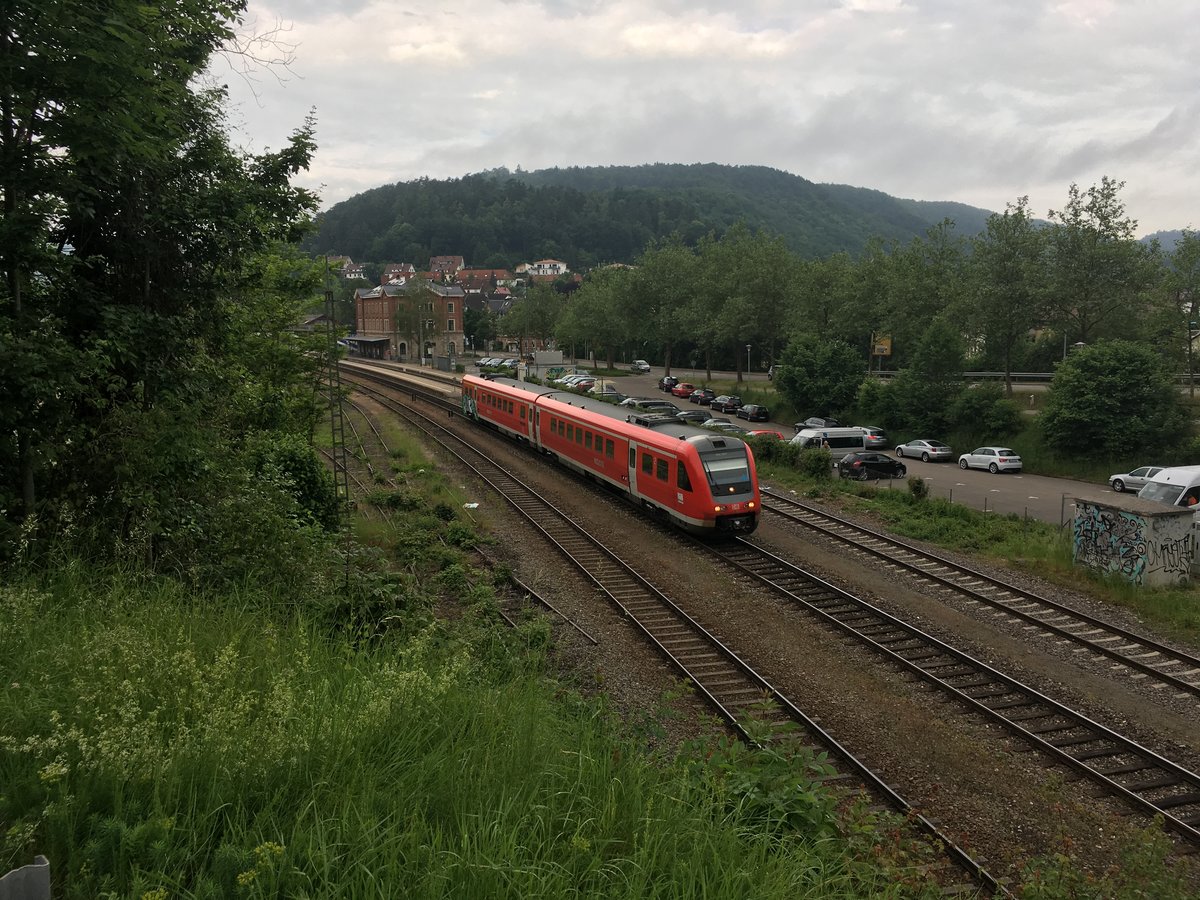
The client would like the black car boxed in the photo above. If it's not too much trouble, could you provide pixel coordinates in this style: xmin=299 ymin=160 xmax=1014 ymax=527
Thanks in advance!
xmin=838 ymin=452 xmax=907 ymax=481
xmin=735 ymin=403 xmax=770 ymax=422
xmin=690 ymin=388 xmax=716 ymax=406
xmin=710 ymin=394 xmax=743 ymax=413
xmin=802 ymin=416 xmax=840 ymax=430
xmin=658 ymin=375 xmax=679 ymax=392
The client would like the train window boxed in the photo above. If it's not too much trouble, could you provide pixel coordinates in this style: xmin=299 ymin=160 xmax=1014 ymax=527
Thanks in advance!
xmin=567 ymin=424 xmax=574 ymax=440
xmin=606 ymin=438 xmax=615 ymax=459
xmin=585 ymin=432 xmax=593 ymax=450
xmin=520 ymin=407 xmax=526 ymax=420
xmin=656 ymin=459 xmax=668 ymax=481
xmin=641 ymin=453 xmax=653 ymax=474
xmin=702 ymin=450 xmax=753 ymax=495
xmin=575 ymin=429 xmax=582 ymax=445
xmin=629 ymin=448 xmax=636 ymax=467
xmin=677 ymin=462 xmax=692 ymax=491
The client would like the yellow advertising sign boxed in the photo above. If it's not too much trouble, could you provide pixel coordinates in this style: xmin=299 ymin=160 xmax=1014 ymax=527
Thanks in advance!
xmin=871 ymin=334 xmax=893 ymax=357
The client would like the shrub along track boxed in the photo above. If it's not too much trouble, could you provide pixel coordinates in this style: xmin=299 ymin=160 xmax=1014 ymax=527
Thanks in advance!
xmin=341 ymin=371 xmax=1004 ymax=896
xmin=338 ymin=360 xmax=1200 ymax=889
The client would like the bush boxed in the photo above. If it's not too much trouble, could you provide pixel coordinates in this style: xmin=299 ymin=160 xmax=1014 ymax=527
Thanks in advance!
xmin=952 ymin=383 xmax=1024 ymax=436
xmin=795 ymin=448 xmax=833 ymax=479
xmin=854 ymin=378 xmax=894 ymax=426
xmin=907 ymin=475 xmax=929 ymax=499
xmin=1040 ymin=341 xmax=1189 ymax=458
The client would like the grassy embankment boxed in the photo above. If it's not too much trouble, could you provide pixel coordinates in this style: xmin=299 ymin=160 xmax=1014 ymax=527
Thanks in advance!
xmin=1 ymin=411 xmax=1194 ymax=897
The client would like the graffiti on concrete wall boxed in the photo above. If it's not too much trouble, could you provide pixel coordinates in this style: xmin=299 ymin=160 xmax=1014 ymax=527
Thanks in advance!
xmin=1074 ymin=504 xmax=1147 ymax=581
xmin=1073 ymin=500 xmax=1191 ymax=585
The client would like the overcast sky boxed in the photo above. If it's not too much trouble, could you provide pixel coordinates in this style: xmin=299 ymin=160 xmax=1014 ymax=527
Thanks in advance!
xmin=216 ymin=0 xmax=1199 ymax=238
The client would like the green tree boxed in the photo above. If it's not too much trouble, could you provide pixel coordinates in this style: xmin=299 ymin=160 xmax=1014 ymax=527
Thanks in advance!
xmin=1045 ymin=178 xmax=1160 ymax=348
xmin=629 ymin=238 xmax=699 ymax=374
xmin=967 ymin=197 xmax=1048 ymax=394
xmin=774 ymin=336 xmax=865 ymax=418
xmin=1040 ymin=341 xmax=1188 ymax=458
xmin=888 ymin=318 xmax=966 ymax=433
xmin=464 ymin=305 xmax=497 ymax=354
xmin=506 ymin=284 xmax=562 ymax=355
xmin=557 ymin=267 xmax=633 ymax=369
xmin=0 ymin=0 xmax=319 ymax=556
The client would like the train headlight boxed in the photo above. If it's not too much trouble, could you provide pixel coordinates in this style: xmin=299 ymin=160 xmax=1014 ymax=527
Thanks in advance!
xmin=747 ymin=501 xmax=756 ymax=509
xmin=713 ymin=505 xmax=723 ymax=513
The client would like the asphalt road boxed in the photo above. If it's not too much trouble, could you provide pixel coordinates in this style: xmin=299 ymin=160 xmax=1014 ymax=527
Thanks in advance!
xmin=611 ymin=364 xmax=1124 ymax=527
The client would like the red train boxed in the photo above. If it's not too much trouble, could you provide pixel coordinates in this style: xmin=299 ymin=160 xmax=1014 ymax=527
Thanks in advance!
xmin=461 ymin=374 xmax=760 ymax=534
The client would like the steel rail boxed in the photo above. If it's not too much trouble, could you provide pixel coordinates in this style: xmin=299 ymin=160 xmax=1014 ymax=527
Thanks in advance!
xmin=343 ymin=373 xmax=1007 ymax=896
xmin=760 ymin=486 xmax=1200 ymax=702
xmin=713 ymin=537 xmax=1200 ymax=844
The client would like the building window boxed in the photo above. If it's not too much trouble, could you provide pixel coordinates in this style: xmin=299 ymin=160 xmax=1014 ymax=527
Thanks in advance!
xmin=447 ymin=319 xmax=455 ymax=332
xmin=447 ymin=302 xmax=454 ymax=314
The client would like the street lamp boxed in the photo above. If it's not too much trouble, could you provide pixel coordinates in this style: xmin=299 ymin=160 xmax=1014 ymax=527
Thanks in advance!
xmin=746 ymin=344 xmax=751 ymax=374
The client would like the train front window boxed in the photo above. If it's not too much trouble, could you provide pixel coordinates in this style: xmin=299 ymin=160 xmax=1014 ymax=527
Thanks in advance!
xmin=701 ymin=451 xmax=752 ymax=495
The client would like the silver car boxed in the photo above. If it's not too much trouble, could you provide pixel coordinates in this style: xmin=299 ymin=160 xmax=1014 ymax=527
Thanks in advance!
xmin=1109 ymin=466 xmax=1164 ymax=493
xmin=958 ymin=446 xmax=1022 ymax=473
xmin=857 ymin=425 xmax=887 ymax=449
xmin=895 ymin=439 xmax=954 ymax=463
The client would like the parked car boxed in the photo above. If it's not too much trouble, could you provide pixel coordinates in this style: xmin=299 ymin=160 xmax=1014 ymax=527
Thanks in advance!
xmin=674 ymin=410 xmax=713 ymax=425
xmin=700 ymin=416 xmax=732 ymax=427
xmin=658 ymin=376 xmax=679 ymax=392
xmin=735 ymin=403 xmax=770 ymax=422
xmin=1109 ymin=465 xmax=1165 ymax=493
xmin=958 ymin=446 xmax=1022 ymax=473
xmin=477 ymin=357 xmax=496 ymax=367
xmin=857 ymin=426 xmax=887 ymax=449
xmin=690 ymin=388 xmax=717 ymax=406
xmin=631 ymin=359 xmax=651 ymax=373
xmin=796 ymin=416 xmax=840 ymax=432
xmin=671 ymin=381 xmax=696 ymax=398
xmin=767 ymin=364 xmax=780 ymax=381
xmin=895 ymin=439 xmax=954 ymax=463
xmin=710 ymin=395 xmax=743 ymax=413
xmin=838 ymin=452 xmax=907 ymax=481
xmin=748 ymin=429 xmax=784 ymax=439
xmin=619 ymin=396 xmax=650 ymax=407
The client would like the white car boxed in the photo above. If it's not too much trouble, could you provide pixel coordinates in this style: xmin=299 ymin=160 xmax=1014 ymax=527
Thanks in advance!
xmin=631 ymin=359 xmax=650 ymax=373
xmin=958 ymin=447 xmax=1022 ymax=474
xmin=1109 ymin=466 xmax=1164 ymax=493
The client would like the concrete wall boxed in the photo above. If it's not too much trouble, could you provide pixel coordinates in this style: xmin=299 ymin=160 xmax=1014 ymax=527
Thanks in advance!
xmin=1072 ymin=499 xmax=1193 ymax=586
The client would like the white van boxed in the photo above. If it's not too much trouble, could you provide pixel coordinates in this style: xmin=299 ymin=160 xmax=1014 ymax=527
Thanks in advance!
xmin=790 ymin=427 xmax=868 ymax=462
xmin=1136 ymin=465 xmax=1200 ymax=510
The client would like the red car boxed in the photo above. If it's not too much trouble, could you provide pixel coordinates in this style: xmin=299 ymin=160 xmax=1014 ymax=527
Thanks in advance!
xmin=671 ymin=381 xmax=696 ymax=398
xmin=748 ymin=429 xmax=784 ymax=440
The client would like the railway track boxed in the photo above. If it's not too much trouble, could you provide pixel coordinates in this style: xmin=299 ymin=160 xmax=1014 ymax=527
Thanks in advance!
xmin=340 ymin=360 xmax=1200 ymax=863
xmin=759 ymin=486 xmax=1200 ymax=704
xmin=340 ymin=372 xmax=1005 ymax=896
xmin=709 ymin=536 xmax=1200 ymax=845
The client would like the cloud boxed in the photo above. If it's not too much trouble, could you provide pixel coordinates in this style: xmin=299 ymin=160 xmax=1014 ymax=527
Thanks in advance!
xmin=219 ymin=0 xmax=1200 ymax=235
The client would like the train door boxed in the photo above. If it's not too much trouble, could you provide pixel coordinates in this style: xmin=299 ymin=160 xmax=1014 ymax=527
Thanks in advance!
xmin=627 ymin=441 xmax=640 ymax=494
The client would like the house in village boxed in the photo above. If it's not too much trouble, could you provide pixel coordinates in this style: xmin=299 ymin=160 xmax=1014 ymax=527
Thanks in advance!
xmin=349 ymin=280 xmax=465 ymax=363
xmin=381 ymin=262 xmax=415 ymax=284
xmin=429 ymin=255 xmax=465 ymax=281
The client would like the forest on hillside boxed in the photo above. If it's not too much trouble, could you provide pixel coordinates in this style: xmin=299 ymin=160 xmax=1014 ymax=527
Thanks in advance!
xmin=302 ymin=163 xmax=997 ymax=268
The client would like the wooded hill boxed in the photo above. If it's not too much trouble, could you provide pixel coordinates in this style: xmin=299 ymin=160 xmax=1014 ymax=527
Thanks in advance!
xmin=302 ymin=163 xmax=997 ymax=268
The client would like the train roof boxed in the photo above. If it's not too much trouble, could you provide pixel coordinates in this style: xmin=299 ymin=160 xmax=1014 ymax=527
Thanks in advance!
xmin=466 ymin=375 xmax=750 ymax=452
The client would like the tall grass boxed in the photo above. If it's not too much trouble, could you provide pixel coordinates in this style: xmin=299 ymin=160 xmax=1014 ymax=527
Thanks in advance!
xmin=0 ymin=563 xmax=936 ymax=898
